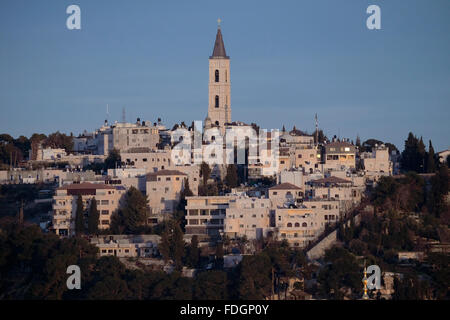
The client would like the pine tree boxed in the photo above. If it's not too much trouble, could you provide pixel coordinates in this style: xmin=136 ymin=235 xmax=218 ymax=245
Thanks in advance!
xmin=87 ymin=197 xmax=100 ymax=235
xmin=75 ymin=195 xmax=85 ymax=236
xmin=121 ymin=187 xmax=148 ymax=233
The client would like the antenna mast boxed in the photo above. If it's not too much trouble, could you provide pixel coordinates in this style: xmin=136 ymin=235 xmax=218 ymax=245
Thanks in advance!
xmin=315 ymin=113 xmax=319 ymax=145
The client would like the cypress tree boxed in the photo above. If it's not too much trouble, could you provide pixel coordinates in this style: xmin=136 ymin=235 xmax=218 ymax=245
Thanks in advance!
xmin=75 ymin=195 xmax=84 ymax=236
xmin=87 ymin=197 xmax=100 ymax=235
xmin=426 ymin=140 xmax=436 ymax=173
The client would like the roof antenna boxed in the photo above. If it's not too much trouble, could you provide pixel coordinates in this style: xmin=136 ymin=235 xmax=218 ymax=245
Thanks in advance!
xmin=217 ymin=18 xmax=221 ymax=29
xmin=122 ymin=107 xmax=126 ymax=123
xmin=315 ymin=113 xmax=319 ymax=146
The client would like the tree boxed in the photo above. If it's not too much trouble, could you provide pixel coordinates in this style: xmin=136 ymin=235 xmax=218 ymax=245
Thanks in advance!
xmin=200 ymin=162 xmax=211 ymax=186
xmin=187 ymin=235 xmax=200 ymax=268
xmin=426 ymin=140 xmax=436 ymax=173
xmin=238 ymin=254 xmax=272 ymax=299
xmin=43 ymin=131 xmax=74 ymax=152
xmin=225 ymin=164 xmax=239 ymax=189
xmin=104 ymin=148 xmax=121 ymax=170
xmin=75 ymin=195 xmax=85 ymax=235
xmin=175 ymin=178 xmax=194 ymax=230
xmin=417 ymin=137 xmax=426 ymax=173
xmin=215 ymin=242 xmax=224 ymax=269
xmin=428 ymin=165 xmax=449 ymax=218
xmin=401 ymin=132 xmax=425 ymax=173
xmin=158 ymin=221 xmax=186 ymax=270
xmin=314 ymin=129 xmax=327 ymax=144
xmin=361 ymin=139 xmax=383 ymax=152
xmin=87 ymin=197 xmax=99 ymax=235
xmin=194 ymin=271 xmax=228 ymax=299
xmin=119 ymin=187 xmax=148 ymax=233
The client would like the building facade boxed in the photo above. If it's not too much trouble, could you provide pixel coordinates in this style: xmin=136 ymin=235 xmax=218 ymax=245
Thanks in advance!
xmin=52 ymin=183 xmax=126 ymax=237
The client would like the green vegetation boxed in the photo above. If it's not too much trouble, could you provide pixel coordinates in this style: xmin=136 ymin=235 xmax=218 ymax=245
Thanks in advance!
xmin=110 ymin=186 xmax=149 ymax=234
xmin=87 ymin=197 xmax=99 ymax=235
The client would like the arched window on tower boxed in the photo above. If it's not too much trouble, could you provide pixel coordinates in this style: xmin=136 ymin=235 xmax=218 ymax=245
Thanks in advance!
xmin=215 ymin=95 xmax=219 ymax=108
xmin=215 ymin=70 xmax=219 ymax=82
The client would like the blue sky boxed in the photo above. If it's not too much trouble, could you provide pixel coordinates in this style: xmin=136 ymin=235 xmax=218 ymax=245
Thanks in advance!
xmin=0 ymin=0 xmax=449 ymax=151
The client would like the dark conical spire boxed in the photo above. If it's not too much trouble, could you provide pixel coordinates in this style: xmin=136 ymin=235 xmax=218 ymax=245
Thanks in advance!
xmin=210 ymin=24 xmax=229 ymax=59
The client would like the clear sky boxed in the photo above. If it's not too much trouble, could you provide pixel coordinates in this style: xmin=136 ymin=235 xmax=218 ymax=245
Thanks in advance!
xmin=1 ymin=0 xmax=449 ymax=151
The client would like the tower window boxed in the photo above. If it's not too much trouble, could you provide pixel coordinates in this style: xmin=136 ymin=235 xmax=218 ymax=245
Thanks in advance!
xmin=215 ymin=95 xmax=219 ymax=108
xmin=215 ymin=70 xmax=219 ymax=82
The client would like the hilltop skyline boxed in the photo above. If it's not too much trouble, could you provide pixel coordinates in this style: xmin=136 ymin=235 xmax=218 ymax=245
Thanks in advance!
xmin=0 ymin=0 xmax=449 ymax=151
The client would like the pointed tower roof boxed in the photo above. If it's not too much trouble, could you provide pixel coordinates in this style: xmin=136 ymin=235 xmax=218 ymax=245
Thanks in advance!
xmin=210 ymin=25 xmax=229 ymax=59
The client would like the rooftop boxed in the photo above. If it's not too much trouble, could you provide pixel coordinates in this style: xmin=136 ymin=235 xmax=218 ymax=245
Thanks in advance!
xmin=310 ymin=176 xmax=352 ymax=185
xmin=57 ymin=182 xmax=115 ymax=191
xmin=269 ymin=182 xmax=302 ymax=190
xmin=146 ymin=169 xmax=187 ymax=179
xmin=210 ymin=27 xmax=229 ymax=59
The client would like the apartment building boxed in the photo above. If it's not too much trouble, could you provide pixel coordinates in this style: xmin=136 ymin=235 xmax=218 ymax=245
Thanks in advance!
xmin=360 ymin=144 xmax=392 ymax=176
xmin=277 ymin=169 xmax=304 ymax=188
xmin=268 ymin=183 xmax=303 ymax=208
xmin=78 ymin=119 xmax=160 ymax=155
xmin=323 ymin=141 xmax=356 ymax=170
xmin=146 ymin=170 xmax=188 ymax=215
xmin=224 ymin=197 xmax=272 ymax=240
xmin=121 ymin=149 xmax=172 ymax=172
xmin=301 ymin=199 xmax=341 ymax=223
xmin=275 ymin=208 xmax=322 ymax=248
xmin=91 ymin=235 xmax=159 ymax=258
xmin=306 ymin=176 xmax=363 ymax=213
xmin=185 ymin=195 xmax=238 ymax=236
xmin=107 ymin=167 xmax=147 ymax=192
xmin=51 ymin=182 xmax=126 ymax=237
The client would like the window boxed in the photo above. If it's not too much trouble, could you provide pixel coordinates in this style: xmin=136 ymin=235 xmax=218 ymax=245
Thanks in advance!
xmin=101 ymin=200 xmax=109 ymax=205
xmin=215 ymin=95 xmax=219 ymax=108
xmin=287 ymin=223 xmax=292 ymax=227
xmin=295 ymin=222 xmax=300 ymax=227
xmin=215 ymin=69 xmax=219 ymax=82
xmin=166 ymin=177 xmax=171 ymax=181
xmin=101 ymin=210 xmax=109 ymax=215
xmin=302 ymin=222 xmax=307 ymax=227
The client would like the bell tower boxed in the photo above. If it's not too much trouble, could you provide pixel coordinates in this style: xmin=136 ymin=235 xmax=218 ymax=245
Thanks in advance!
xmin=207 ymin=19 xmax=231 ymax=133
